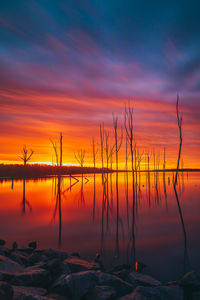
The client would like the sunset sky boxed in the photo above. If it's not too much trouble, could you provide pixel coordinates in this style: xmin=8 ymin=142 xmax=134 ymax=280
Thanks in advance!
xmin=0 ymin=1 xmax=200 ymax=168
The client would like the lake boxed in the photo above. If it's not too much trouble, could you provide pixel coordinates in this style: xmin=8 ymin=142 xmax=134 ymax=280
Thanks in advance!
xmin=0 ymin=171 xmax=199 ymax=282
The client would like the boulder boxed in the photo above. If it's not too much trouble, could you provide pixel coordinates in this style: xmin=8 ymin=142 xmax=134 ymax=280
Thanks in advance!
xmin=70 ymin=253 xmax=80 ymax=258
xmin=110 ymin=264 xmax=131 ymax=273
xmin=84 ymin=285 xmax=116 ymax=300
xmin=41 ymin=259 xmax=71 ymax=281
xmin=12 ymin=242 xmax=18 ymax=250
xmin=179 ymin=271 xmax=200 ymax=291
xmin=11 ymin=268 xmax=50 ymax=287
xmin=0 ymin=240 xmax=6 ymax=246
xmin=193 ymin=291 xmax=200 ymax=300
xmin=128 ymin=271 xmax=161 ymax=287
xmin=0 ymin=255 xmax=24 ymax=274
xmin=16 ymin=247 xmax=34 ymax=255
xmin=13 ymin=285 xmax=46 ymax=300
xmin=112 ymin=269 xmax=130 ymax=282
xmin=97 ymin=272 xmax=133 ymax=297
xmin=45 ymin=294 xmax=67 ymax=300
xmin=51 ymin=270 xmax=99 ymax=299
xmin=28 ymin=242 xmax=37 ymax=250
xmin=0 ymin=281 xmax=13 ymax=300
xmin=29 ymin=250 xmax=68 ymax=265
xmin=64 ymin=258 xmax=100 ymax=273
xmin=9 ymin=252 xmax=29 ymax=266
xmin=119 ymin=285 xmax=183 ymax=300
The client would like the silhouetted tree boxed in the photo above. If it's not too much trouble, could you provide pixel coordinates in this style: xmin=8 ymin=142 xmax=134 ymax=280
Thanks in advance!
xmin=175 ymin=94 xmax=183 ymax=185
xmin=92 ymin=138 xmax=98 ymax=169
xmin=100 ymin=123 xmax=105 ymax=170
xmin=50 ymin=139 xmax=59 ymax=166
xmin=113 ymin=114 xmax=123 ymax=172
xmin=60 ymin=132 xmax=63 ymax=167
xmin=18 ymin=145 xmax=34 ymax=165
xmin=124 ymin=104 xmax=134 ymax=172
xmin=74 ymin=149 xmax=85 ymax=168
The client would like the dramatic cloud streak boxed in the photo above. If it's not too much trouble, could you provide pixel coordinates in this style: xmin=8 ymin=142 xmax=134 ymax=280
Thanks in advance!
xmin=0 ymin=1 xmax=199 ymax=166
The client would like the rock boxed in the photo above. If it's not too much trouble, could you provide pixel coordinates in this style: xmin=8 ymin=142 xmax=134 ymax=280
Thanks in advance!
xmin=97 ymin=272 xmax=133 ymax=297
xmin=11 ymin=268 xmax=50 ymax=287
xmin=0 ymin=240 xmax=6 ymax=246
xmin=51 ymin=270 xmax=99 ymax=299
xmin=28 ymin=242 xmax=37 ymax=250
xmin=17 ymin=296 xmax=45 ymax=300
xmin=45 ymin=294 xmax=67 ymax=300
xmin=9 ymin=252 xmax=29 ymax=266
xmin=41 ymin=259 xmax=71 ymax=281
xmin=13 ymin=285 xmax=46 ymax=300
xmin=0 ymin=247 xmax=5 ymax=256
xmin=28 ymin=253 xmax=48 ymax=265
xmin=110 ymin=264 xmax=131 ymax=273
xmin=31 ymin=250 xmax=68 ymax=263
xmin=179 ymin=271 xmax=200 ymax=291
xmin=12 ymin=242 xmax=18 ymax=250
xmin=0 ymin=281 xmax=13 ymax=300
xmin=17 ymin=247 xmax=34 ymax=255
xmin=128 ymin=271 xmax=161 ymax=287
xmin=64 ymin=258 xmax=100 ymax=273
xmin=84 ymin=285 xmax=116 ymax=300
xmin=119 ymin=285 xmax=183 ymax=300
xmin=60 ymin=262 xmax=71 ymax=277
xmin=70 ymin=253 xmax=80 ymax=258
xmin=0 ymin=255 xmax=24 ymax=274
xmin=112 ymin=269 xmax=130 ymax=282
xmin=193 ymin=291 xmax=200 ymax=300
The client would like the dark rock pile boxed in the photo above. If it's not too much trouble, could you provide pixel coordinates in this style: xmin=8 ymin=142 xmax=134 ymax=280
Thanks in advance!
xmin=0 ymin=241 xmax=199 ymax=299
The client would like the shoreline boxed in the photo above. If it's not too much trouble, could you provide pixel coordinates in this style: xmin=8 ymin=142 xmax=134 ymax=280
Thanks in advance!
xmin=0 ymin=242 xmax=199 ymax=299
xmin=0 ymin=164 xmax=200 ymax=180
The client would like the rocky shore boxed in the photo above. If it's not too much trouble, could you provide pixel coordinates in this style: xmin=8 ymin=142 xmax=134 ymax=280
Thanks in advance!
xmin=0 ymin=241 xmax=199 ymax=300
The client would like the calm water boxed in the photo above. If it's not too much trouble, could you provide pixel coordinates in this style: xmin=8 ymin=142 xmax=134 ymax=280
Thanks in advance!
xmin=0 ymin=172 xmax=199 ymax=282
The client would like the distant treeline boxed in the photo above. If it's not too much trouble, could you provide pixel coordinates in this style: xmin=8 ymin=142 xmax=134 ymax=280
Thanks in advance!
xmin=0 ymin=164 xmax=111 ymax=179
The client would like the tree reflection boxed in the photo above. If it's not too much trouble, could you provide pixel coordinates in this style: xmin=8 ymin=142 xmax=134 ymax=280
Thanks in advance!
xmin=21 ymin=179 xmax=32 ymax=214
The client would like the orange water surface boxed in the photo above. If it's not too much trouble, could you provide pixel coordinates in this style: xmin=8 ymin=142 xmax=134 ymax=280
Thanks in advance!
xmin=0 ymin=171 xmax=199 ymax=281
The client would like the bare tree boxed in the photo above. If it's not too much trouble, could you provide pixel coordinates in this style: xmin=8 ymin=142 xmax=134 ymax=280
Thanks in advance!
xmin=74 ymin=149 xmax=86 ymax=168
xmin=174 ymin=94 xmax=183 ymax=185
xmin=124 ymin=104 xmax=134 ymax=172
xmin=163 ymin=147 xmax=166 ymax=170
xmin=60 ymin=132 xmax=63 ymax=167
xmin=113 ymin=114 xmax=123 ymax=172
xmin=124 ymin=103 xmax=136 ymax=269
xmin=50 ymin=133 xmax=63 ymax=167
xmin=105 ymin=130 xmax=110 ymax=170
xmin=50 ymin=139 xmax=59 ymax=166
xmin=100 ymin=123 xmax=104 ymax=170
xmin=92 ymin=138 xmax=98 ymax=169
xmin=18 ymin=145 xmax=34 ymax=165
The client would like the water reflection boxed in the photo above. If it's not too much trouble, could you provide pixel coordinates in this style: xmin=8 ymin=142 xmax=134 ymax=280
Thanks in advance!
xmin=0 ymin=171 xmax=199 ymax=281
xmin=21 ymin=179 xmax=32 ymax=214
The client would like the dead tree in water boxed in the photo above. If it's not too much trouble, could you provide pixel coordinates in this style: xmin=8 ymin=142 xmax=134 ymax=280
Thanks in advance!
xmin=173 ymin=95 xmax=189 ymax=272
xmin=92 ymin=138 xmax=98 ymax=169
xmin=113 ymin=114 xmax=123 ymax=172
xmin=100 ymin=123 xmax=105 ymax=171
xmin=60 ymin=132 xmax=63 ymax=167
xmin=174 ymin=94 xmax=183 ymax=186
xmin=18 ymin=145 xmax=34 ymax=165
xmin=124 ymin=104 xmax=134 ymax=172
xmin=50 ymin=139 xmax=59 ymax=166
xmin=50 ymin=133 xmax=63 ymax=167
xmin=74 ymin=149 xmax=85 ymax=168
xmin=124 ymin=103 xmax=136 ymax=269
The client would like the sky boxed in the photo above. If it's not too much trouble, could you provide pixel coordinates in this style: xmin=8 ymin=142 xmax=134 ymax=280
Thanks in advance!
xmin=0 ymin=0 xmax=200 ymax=168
